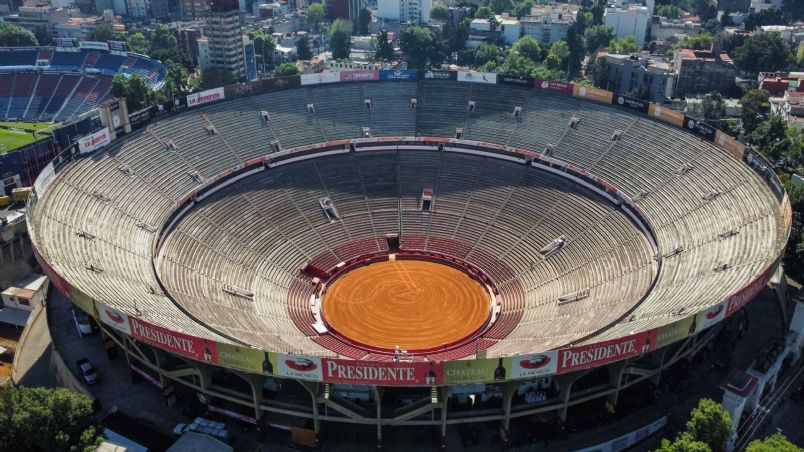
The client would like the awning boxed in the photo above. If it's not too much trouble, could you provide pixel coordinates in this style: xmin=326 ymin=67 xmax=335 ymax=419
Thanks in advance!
xmin=0 ymin=308 xmax=31 ymax=327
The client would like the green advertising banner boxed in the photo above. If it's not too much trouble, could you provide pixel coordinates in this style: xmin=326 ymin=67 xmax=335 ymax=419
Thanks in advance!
xmin=71 ymin=287 xmax=96 ymax=317
xmin=655 ymin=316 xmax=696 ymax=349
xmin=443 ymin=357 xmax=511 ymax=384
xmin=216 ymin=343 xmax=271 ymax=374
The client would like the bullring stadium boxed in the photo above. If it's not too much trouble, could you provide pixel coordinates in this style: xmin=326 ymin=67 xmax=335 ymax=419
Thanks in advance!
xmin=25 ymin=70 xmax=791 ymax=445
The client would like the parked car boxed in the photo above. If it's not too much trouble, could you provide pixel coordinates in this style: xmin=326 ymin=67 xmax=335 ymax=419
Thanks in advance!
xmin=76 ymin=358 xmax=100 ymax=385
xmin=72 ymin=308 xmax=94 ymax=337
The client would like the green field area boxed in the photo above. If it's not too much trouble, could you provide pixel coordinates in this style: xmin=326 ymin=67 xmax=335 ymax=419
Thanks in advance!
xmin=0 ymin=122 xmax=53 ymax=154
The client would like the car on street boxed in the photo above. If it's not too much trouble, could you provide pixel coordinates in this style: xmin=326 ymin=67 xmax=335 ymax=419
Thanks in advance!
xmin=76 ymin=358 xmax=100 ymax=385
xmin=72 ymin=308 xmax=94 ymax=337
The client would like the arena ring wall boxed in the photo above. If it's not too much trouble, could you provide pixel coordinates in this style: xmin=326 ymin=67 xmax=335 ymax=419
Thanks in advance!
xmin=27 ymin=72 xmax=790 ymax=392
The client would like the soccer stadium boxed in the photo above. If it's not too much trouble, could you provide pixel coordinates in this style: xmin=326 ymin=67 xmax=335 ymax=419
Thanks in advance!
xmin=25 ymin=71 xmax=791 ymax=446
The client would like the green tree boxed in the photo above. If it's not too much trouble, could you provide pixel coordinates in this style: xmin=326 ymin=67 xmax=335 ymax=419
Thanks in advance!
xmin=274 ymin=62 xmax=301 ymax=76
xmin=152 ymin=24 xmax=177 ymax=50
xmin=151 ymin=47 xmax=193 ymax=72
xmin=473 ymin=43 xmax=505 ymax=67
xmin=475 ymin=6 xmax=492 ymax=18
xmin=0 ymin=385 xmax=102 ymax=452
xmin=296 ymin=34 xmax=313 ymax=60
xmin=33 ymin=24 xmax=50 ymax=46
xmin=374 ymin=28 xmax=395 ymax=61
xmin=752 ymin=115 xmax=791 ymax=161
xmin=430 ymin=3 xmax=450 ymax=22
xmin=0 ymin=23 xmax=38 ymax=46
xmin=399 ymin=25 xmax=445 ymax=69
xmin=741 ymin=89 xmax=770 ymax=134
xmin=489 ymin=0 xmax=512 ymax=14
xmin=249 ymin=29 xmax=277 ymax=73
xmin=743 ymin=8 xmax=786 ymax=31
xmin=701 ymin=91 xmax=725 ymax=123
xmin=678 ymin=32 xmax=714 ymax=50
xmin=682 ymin=398 xmax=732 ymax=452
xmin=112 ymin=75 xmax=157 ymax=111
xmin=358 ymin=7 xmax=371 ymax=34
xmin=511 ymin=35 xmax=544 ymax=62
xmin=782 ymin=0 xmax=804 ymax=21
xmin=656 ymin=4 xmax=680 ymax=18
xmin=609 ymin=35 xmax=639 ymax=53
xmin=199 ymin=68 xmax=236 ymax=90
xmin=588 ymin=0 xmax=607 ymax=25
xmin=584 ymin=24 xmax=614 ymax=53
xmin=547 ymin=40 xmax=570 ymax=68
xmin=126 ymin=32 xmax=149 ymax=54
xmin=588 ymin=56 xmax=609 ymax=88
xmin=164 ymin=62 xmax=189 ymax=97
xmin=513 ymin=0 xmax=533 ymax=18
xmin=497 ymin=52 xmax=539 ymax=76
xmin=85 ymin=24 xmax=116 ymax=42
xmin=733 ymin=33 xmax=793 ymax=74
xmin=307 ymin=2 xmax=326 ymax=32
xmin=564 ymin=9 xmax=587 ymax=77
xmin=330 ymin=19 xmax=353 ymax=59
xmin=657 ymin=434 xmax=712 ymax=452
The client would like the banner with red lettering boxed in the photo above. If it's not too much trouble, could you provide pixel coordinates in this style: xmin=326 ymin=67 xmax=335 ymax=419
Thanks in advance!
xmin=33 ymin=248 xmax=72 ymax=299
xmin=510 ymin=350 xmax=559 ymax=379
xmin=78 ymin=127 xmax=110 ymax=154
xmin=695 ymin=301 xmax=726 ymax=332
xmin=534 ymin=79 xmax=574 ymax=96
xmin=557 ymin=330 xmax=657 ymax=373
xmin=322 ymin=359 xmax=443 ymax=385
xmin=128 ymin=317 xmax=218 ymax=364
xmin=725 ymin=265 xmax=774 ymax=316
xmin=187 ymin=87 xmax=225 ymax=107
xmin=339 ymin=70 xmax=379 ymax=82
xmin=269 ymin=353 xmax=323 ymax=381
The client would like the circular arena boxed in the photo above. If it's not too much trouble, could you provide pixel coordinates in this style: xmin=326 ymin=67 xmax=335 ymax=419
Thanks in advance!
xmin=27 ymin=73 xmax=790 ymax=444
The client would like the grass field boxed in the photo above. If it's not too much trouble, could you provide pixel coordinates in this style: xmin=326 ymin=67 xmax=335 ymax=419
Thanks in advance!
xmin=0 ymin=122 xmax=53 ymax=155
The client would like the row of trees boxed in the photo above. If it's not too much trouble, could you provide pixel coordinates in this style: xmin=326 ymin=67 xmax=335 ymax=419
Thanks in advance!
xmin=0 ymin=22 xmax=49 ymax=47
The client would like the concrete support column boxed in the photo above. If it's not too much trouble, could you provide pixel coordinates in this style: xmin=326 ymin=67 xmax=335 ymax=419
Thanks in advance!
xmin=235 ymin=372 xmax=266 ymax=423
xmin=440 ymin=386 xmax=451 ymax=446
xmin=297 ymin=381 xmax=321 ymax=436
xmin=372 ymin=386 xmax=382 ymax=447
xmin=606 ymin=360 xmax=629 ymax=411
xmin=501 ymin=380 xmax=519 ymax=432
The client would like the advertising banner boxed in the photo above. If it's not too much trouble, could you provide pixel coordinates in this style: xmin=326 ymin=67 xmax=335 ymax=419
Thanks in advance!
xmin=54 ymin=37 xmax=78 ymax=48
xmin=496 ymin=74 xmax=534 ymax=87
xmin=33 ymin=161 xmax=55 ymax=196
xmin=223 ymin=82 xmax=255 ymax=100
xmin=339 ymin=70 xmax=379 ymax=82
xmin=380 ymin=69 xmax=419 ymax=81
xmin=557 ymin=330 xmax=657 ymax=373
xmin=655 ymin=315 xmax=696 ymax=349
xmin=421 ymin=70 xmax=457 ymax=81
xmin=70 ymin=288 xmax=95 ymax=317
xmin=129 ymin=317 xmax=218 ymax=364
xmin=573 ymin=85 xmax=613 ymax=104
xmin=648 ymin=104 xmax=684 ymax=127
xmin=725 ymin=266 xmax=773 ymax=316
xmin=270 ymin=353 xmax=323 ymax=381
xmin=79 ymin=41 xmax=109 ymax=51
xmin=457 ymin=71 xmax=496 ymax=84
xmin=128 ymin=107 xmax=154 ymax=130
xmin=510 ymin=350 xmax=559 ymax=379
xmin=534 ymin=79 xmax=574 ymax=96
xmin=78 ymin=127 xmax=110 ymax=154
xmin=683 ymin=117 xmax=717 ymax=141
xmin=695 ymin=301 xmax=727 ymax=332
xmin=217 ymin=343 xmax=270 ymax=374
xmin=715 ymin=131 xmax=745 ymax=160
xmin=613 ymin=94 xmax=649 ymax=113
xmin=107 ymin=41 xmax=127 ymax=52
xmin=301 ymin=72 xmax=340 ymax=85
xmin=187 ymin=87 xmax=225 ymax=107
xmin=322 ymin=359 xmax=442 ymax=385
xmin=262 ymin=75 xmax=301 ymax=91
xmin=443 ymin=357 xmax=510 ymax=384
xmin=99 ymin=303 xmax=131 ymax=335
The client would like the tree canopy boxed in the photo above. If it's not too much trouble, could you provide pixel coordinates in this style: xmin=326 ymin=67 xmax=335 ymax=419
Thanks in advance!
xmin=701 ymin=92 xmax=725 ymax=124
xmin=584 ymin=24 xmax=614 ymax=53
xmin=746 ymin=433 xmax=803 ymax=452
xmin=511 ymin=35 xmax=544 ymax=63
xmin=678 ymin=33 xmax=714 ymax=51
xmin=357 ymin=8 xmax=371 ymax=35
xmin=307 ymin=3 xmax=326 ymax=32
xmin=0 ymin=23 xmax=38 ymax=47
xmin=330 ymin=19 xmax=353 ymax=60
xmin=274 ymin=62 xmax=301 ymax=77
xmin=399 ymin=25 xmax=445 ymax=69
xmin=732 ymin=33 xmax=793 ymax=75
xmin=609 ymin=35 xmax=640 ymax=54
xmin=430 ymin=3 xmax=450 ymax=22
xmin=199 ymin=68 xmax=236 ymax=90
xmin=658 ymin=399 xmax=732 ymax=452
xmin=656 ymin=4 xmax=680 ymax=18
xmin=84 ymin=24 xmax=119 ymax=42
xmin=741 ymin=89 xmax=771 ymax=134
xmin=296 ymin=34 xmax=313 ymax=60
xmin=0 ymin=385 xmax=102 ymax=452
xmin=112 ymin=75 xmax=157 ymax=112
xmin=374 ymin=28 xmax=395 ymax=61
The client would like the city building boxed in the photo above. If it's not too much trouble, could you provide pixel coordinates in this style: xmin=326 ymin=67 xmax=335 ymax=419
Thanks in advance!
xmin=205 ymin=0 xmax=247 ymax=80
xmin=650 ymin=17 xmax=701 ymax=42
xmin=519 ymin=3 xmax=577 ymax=45
xmin=467 ymin=15 xmax=520 ymax=46
xmin=603 ymin=53 xmax=675 ymax=102
xmin=604 ymin=5 xmax=651 ymax=47
xmin=673 ymin=48 xmax=736 ymax=98
xmin=182 ymin=0 xmax=208 ymax=20
xmin=177 ymin=25 xmax=204 ymax=64
xmin=52 ymin=15 xmax=112 ymax=40
xmin=3 ymin=5 xmax=70 ymax=37
xmin=0 ymin=273 xmax=48 ymax=327
xmin=377 ymin=0 xmax=431 ymax=24
xmin=126 ymin=0 xmax=149 ymax=18
xmin=197 ymin=36 xmax=211 ymax=70
xmin=749 ymin=0 xmax=783 ymax=13
xmin=325 ymin=0 xmax=362 ymax=20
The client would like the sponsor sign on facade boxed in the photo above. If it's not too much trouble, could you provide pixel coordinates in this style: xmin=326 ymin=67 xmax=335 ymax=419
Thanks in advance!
xmin=557 ymin=330 xmax=657 ymax=373
xmin=339 ymin=70 xmax=379 ymax=82
xmin=534 ymin=78 xmax=574 ymax=95
xmin=99 ymin=303 xmax=131 ymax=334
xmin=323 ymin=359 xmax=442 ymax=385
xmin=613 ymin=94 xmax=649 ymax=113
xmin=271 ymin=353 xmax=323 ymax=381
xmin=496 ymin=74 xmax=534 ymax=87
xmin=78 ymin=127 xmax=110 ymax=154
xmin=54 ymin=37 xmax=77 ymax=47
xmin=655 ymin=315 xmax=696 ymax=349
xmin=217 ymin=343 xmax=268 ymax=374
xmin=260 ymin=75 xmax=301 ymax=91
xmin=648 ymin=104 xmax=684 ymax=127
xmin=510 ymin=350 xmax=558 ymax=379
xmin=380 ymin=69 xmax=419 ymax=81
xmin=129 ymin=317 xmax=218 ymax=364
xmin=33 ymin=162 xmax=55 ymax=196
xmin=421 ymin=70 xmax=457 ymax=81
xmin=107 ymin=41 xmax=126 ymax=52
xmin=301 ymin=72 xmax=340 ymax=85
xmin=223 ymin=82 xmax=253 ymax=100
xmin=457 ymin=71 xmax=496 ymax=83
xmin=70 ymin=288 xmax=95 ymax=317
xmin=573 ymin=85 xmax=613 ymax=104
xmin=443 ymin=357 xmax=510 ymax=384
xmin=187 ymin=87 xmax=225 ymax=107
xmin=715 ymin=130 xmax=745 ymax=160
xmin=79 ymin=41 xmax=109 ymax=51
xmin=725 ymin=266 xmax=773 ymax=316
xmin=684 ymin=117 xmax=717 ymax=141
xmin=695 ymin=301 xmax=727 ymax=332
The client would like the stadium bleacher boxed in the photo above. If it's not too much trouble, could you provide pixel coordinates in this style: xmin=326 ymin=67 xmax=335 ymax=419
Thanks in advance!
xmin=29 ymin=81 xmax=787 ymax=361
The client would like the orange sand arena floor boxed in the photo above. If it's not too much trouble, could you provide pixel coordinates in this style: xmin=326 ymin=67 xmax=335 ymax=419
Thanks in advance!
xmin=321 ymin=259 xmax=491 ymax=351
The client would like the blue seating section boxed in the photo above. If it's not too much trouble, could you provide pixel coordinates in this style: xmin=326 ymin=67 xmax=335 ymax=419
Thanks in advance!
xmin=0 ymin=50 xmax=37 ymax=66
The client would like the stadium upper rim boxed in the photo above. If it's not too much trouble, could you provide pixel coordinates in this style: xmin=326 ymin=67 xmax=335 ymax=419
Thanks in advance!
xmin=26 ymin=73 xmax=790 ymax=379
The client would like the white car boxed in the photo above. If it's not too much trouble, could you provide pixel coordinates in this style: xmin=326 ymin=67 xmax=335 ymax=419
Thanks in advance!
xmin=72 ymin=308 xmax=94 ymax=337
xmin=76 ymin=358 xmax=100 ymax=385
